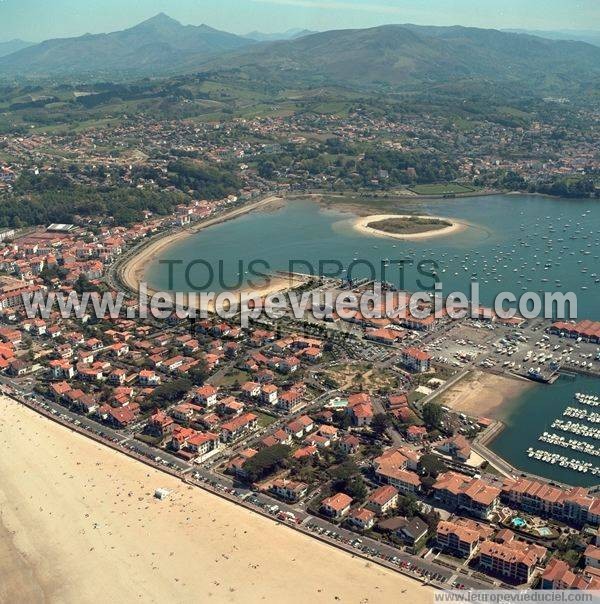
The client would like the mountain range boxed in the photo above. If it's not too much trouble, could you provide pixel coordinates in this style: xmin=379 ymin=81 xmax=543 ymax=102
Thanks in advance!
xmin=504 ymin=29 xmax=600 ymax=47
xmin=1 ymin=14 xmax=599 ymax=95
xmin=202 ymin=24 xmax=600 ymax=93
xmin=0 ymin=38 xmax=32 ymax=58
xmin=244 ymin=28 xmax=315 ymax=42
xmin=0 ymin=14 xmax=252 ymax=77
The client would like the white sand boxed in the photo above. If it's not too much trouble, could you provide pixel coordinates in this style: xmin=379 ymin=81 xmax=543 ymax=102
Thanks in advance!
xmin=436 ymin=371 xmax=533 ymax=419
xmin=120 ymin=195 xmax=285 ymax=298
xmin=0 ymin=396 xmax=433 ymax=603
xmin=354 ymin=214 xmax=467 ymax=240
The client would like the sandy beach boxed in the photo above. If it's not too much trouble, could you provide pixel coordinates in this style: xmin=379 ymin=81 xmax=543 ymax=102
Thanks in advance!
xmin=0 ymin=395 xmax=433 ymax=603
xmin=353 ymin=214 xmax=467 ymax=240
xmin=435 ymin=371 xmax=533 ymax=419
xmin=119 ymin=195 xmax=286 ymax=300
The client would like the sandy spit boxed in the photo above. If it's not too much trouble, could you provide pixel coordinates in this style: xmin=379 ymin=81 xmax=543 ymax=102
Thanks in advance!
xmin=353 ymin=214 xmax=467 ymax=240
xmin=0 ymin=395 xmax=433 ymax=604
xmin=435 ymin=371 xmax=533 ymax=420
xmin=119 ymin=195 xmax=286 ymax=299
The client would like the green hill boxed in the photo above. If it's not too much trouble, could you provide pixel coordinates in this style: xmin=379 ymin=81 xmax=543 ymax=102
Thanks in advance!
xmin=0 ymin=14 xmax=252 ymax=78
xmin=1 ymin=18 xmax=599 ymax=97
xmin=200 ymin=24 xmax=600 ymax=94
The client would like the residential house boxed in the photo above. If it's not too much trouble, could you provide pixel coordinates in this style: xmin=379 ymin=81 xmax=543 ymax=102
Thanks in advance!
xmin=147 ymin=410 xmax=175 ymax=437
xmin=278 ymin=389 xmax=303 ymax=413
xmin=321 ymin=493 xmax=353 ymax=519
xmin=478 ymin=532 xmax=547 ymax=584
xmin=195 ymin=385 xmax=218 ymax=407
xmin=540 ymin=558 xmax=600 ymax=590
xmin=435 ymin=435 xmax=472 ymax=462
xmin=227 ymin=448 xmax=258 ymax=478
xmin=270 ymin=479 xmax=308 ymax=502
xmin=432 ymin=472 xmax=501 ymax=520
xmin=240 ymin=381 xmax=261 ymax=398
xmin=585 ymin=544 xmax=600 ymax=569
xmin=286 ymin=415 xmax=314 ymax=439
xmin=373 ymin=448 xmax=421 ymax=494
xmin=139 ymin=369 xmax=161 ymax=386
xmin=399 ymin=517 xmax=429 ymax=546
xmin=260 ymin=384 xmax=278 ymax=406
xmin=339 ymin=434 xmax=360 ymax=455
xmin=346 ymin=508 xmax=376 ymax=531
xmin=436 ymin=518 xmax=493 ymax=559
xmin=347 ymin=392 xmax=373 ymax=427
xmin=221 ymin=413 xmax=258 ymax=442
xmin=366 ymin=485 xmax=399 ymax=515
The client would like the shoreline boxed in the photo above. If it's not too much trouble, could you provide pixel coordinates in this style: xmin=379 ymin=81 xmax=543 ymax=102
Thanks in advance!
xmin=148 ymin=274 xmax=308 ymax=313
xmin=353 ymin=214 xmax=467 ymax=241
xmin=119 ymin=194 xmax=284 ymax=297
xmin=433 ymin=370 xmax=534 ymax=420
xmin=116 ymin=188 xmax=556 ymax=302
xmin=0 ymin=394 xmax=433 ymax=603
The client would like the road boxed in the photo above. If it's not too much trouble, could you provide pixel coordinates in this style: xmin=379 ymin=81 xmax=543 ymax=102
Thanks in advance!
xmin=0 ymin=373 xmax=498 ymax=591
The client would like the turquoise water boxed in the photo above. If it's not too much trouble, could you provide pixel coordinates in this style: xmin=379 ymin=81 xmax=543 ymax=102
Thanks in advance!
xmin=145 ymin=193 xmax=600 ymax=486
xmin=145 ymin=194 xmax=600 ymax=319
xmin=490 ymin=375 xmax=600 ymax=487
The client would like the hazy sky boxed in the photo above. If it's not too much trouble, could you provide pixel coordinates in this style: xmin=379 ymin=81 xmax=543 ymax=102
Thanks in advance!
xmin=0 ymin=0 xmax=598 ymax=42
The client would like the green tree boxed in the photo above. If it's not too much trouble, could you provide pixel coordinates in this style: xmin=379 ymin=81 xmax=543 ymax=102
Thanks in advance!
xmin=188 ymin=356 xmax=209 ymax=386
xmin=371 ymin=413 xmax=392 ymax=436
xmin=417 ymin=454 xmax=447 ymax=479
xmin=148 ymin=378 xmax=192 ymax=410
xmin=242 ymin=444 xmax=291 ymax=482
xmin=397 ymin=494 xmax=420 ymax=518
xmin=422 ymin=402 xmax=443 ymax=429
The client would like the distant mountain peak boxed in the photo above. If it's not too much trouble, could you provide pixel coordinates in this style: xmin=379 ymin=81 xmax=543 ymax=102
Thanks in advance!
xmin=145 ymin=12 xmax=179 ymax=24
xmin=245 ymin=28 xmax=317 ymax=42
xmin=0 ymin=13 xmax=252 ymax=76
xmin=134 ymin=13 xmax=182 ymax=30
xmin=0 ymin=38 xmax=33 ymax=58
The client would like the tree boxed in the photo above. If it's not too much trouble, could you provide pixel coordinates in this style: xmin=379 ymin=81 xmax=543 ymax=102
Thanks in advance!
xmin=148 ymin=378 xmax=192 ymax=410
xmin=397 ymin=494 xmax=420 ymax=518
xmin=258 ymin=160 xmax=275 ymax=179
xmin=188 ymin=356 xmax=209 ymax=386
xmin=422 ymin=402 xmax=443 ymax=429
xmin=371 ymin=413 xmax=392 ymax=436
xmin=242 ymin=444 xmax=291 ymax=482
xmin=330 ymin=460 xmax=360 ymax=482
xmin=417 ymin=454 xmax=447 ymax=479
xmin=330 ymin=460 xmax=367 ymax=499
xmin=343 ymin=475 xmax=368 ymax=500
xmin=423 ymin=509 xmax=440 ymax=534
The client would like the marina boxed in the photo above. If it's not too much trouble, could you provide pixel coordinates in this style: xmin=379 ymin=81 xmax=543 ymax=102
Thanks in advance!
xmin=491 ymin=374 xmax=600 ymax=487
xmin=563 ymin=407 xmax=600 ymax=423
xmin=525 ymin=448 xmax=600 ymax=475
xmin=538 ymin=433 xmax=600 ymax=457
xmin=523 ymin=388 xmax=600 ymax=480
xmin=575 ymin=392 xmax=600 ymax=407
xmin=550 ymin=419 xmax=600 ymax=440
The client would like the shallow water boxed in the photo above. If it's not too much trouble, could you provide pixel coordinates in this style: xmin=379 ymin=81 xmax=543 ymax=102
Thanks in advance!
xmin=146 ymin=194 xmax=600 ymax=319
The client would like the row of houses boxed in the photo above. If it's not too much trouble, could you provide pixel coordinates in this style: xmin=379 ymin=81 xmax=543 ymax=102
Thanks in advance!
xmin=549 ymin=320 xmax=600 ymax=343
xmin=437 ymin=516 xmax=600 ymax=588
xmin=320 ymin=486 xmax=429 ymax=545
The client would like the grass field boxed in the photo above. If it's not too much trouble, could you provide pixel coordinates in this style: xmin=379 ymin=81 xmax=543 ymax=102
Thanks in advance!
xmin=256 ymin=411 xmax=278 ymax=428
xmin=368 ymin=216 xmax=451 ymax=235
xmin=212 ymin=369 xmax=250 ymax=388
xmin=409 ymin=183 xmax=475 ymax=195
